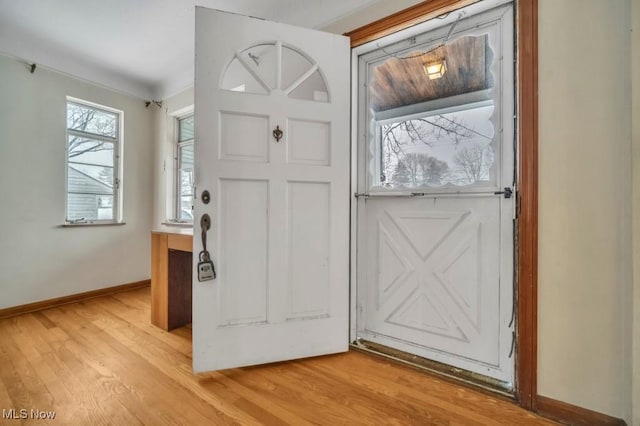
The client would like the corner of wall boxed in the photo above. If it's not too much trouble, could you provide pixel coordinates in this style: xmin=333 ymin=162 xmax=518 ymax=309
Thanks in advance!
xmin=631 ymin=0 xmax=640 ymax=423
xmin=152 ymin=86 xmax=194 ymax=229
xmin=0 ymin=53 xmax=155 ymax=308
xmin=320 ymin=0 xmax=424 ymax=34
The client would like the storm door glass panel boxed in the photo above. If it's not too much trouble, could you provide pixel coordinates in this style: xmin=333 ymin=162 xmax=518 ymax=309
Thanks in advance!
xmin=368 ymin=34 xmax=497 ymax=190
xmin=380 ymin=104 xmax=494 ymax=187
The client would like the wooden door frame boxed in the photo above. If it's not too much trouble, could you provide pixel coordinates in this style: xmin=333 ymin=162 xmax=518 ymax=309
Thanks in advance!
xmin=345 ymin=0 xmax=538 ymax=410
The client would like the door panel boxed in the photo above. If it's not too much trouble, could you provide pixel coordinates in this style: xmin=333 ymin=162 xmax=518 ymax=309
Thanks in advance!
xmin=286 ymin=181 xmax=330 ymax=319
xmin=362 ymin=197 xmax=501 ymax=366
xmin=219 ymin=112 xmax=270 ymax=162
xmin=354 ymin=3 xmax=514 ymax=384
xmin=287 ymin=119 xmax=331 ymax=166
xmin=218 ymin=179 xmax=269 ymax=326
xmin=193 ymin=7 xmax=350 ymax=372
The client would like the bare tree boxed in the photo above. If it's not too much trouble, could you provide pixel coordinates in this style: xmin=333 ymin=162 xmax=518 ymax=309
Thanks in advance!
xmin=391 ymin=153 xmax=449 ymax=187
xmin=382 ymin=114 xmax=475 ymax=157
xmin=380 ymin=112 xmax=492 ymax=187
xmin=419 ymin=154 xmax=450 ymax=186
xmin=452 ymin=144 xmax=493 ymax=184
xmin=67 ymin=104 xmax=115 ymax=158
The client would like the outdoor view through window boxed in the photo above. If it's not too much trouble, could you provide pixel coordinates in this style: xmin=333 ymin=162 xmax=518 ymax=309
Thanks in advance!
xmin=66 ymin=100 xmax=120 ymax=222
xmin=368 ymin=34 xmax=496 ymax=190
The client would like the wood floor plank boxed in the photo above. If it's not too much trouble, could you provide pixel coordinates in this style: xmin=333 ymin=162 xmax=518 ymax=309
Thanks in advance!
xmin=52 ymin=306 xmax=240 ymax=425
xmin=0 ymin=288 xmax=556 ymax=425
xmin=92 ymin=316 xmax=311 ymax=426
xmin=312 ymin=352 xmax=551 ymax=425
xmin=22 ymin=310 xmax=144 ymax=425
xmin=37 ymin=306 xmax=188 ymax=425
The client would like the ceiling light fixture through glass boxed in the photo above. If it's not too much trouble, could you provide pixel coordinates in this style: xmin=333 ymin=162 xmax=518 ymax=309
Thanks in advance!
xmin=424 ymin=59 xmax=447 ymax=80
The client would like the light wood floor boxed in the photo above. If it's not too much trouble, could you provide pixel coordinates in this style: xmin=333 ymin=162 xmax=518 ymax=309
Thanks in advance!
xmin=0 ymin=288 xmax=556 ymax=425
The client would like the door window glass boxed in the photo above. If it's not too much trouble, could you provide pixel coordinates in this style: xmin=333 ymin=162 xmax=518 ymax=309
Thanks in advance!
xmin=221 ymin=42 xmax=329 ymax=102
xmin=366 ymin=34 xmax=499 ymax=190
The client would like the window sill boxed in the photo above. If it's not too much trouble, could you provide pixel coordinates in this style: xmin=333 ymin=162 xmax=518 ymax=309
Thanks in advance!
xmin=60 ymin=222 xmax=126 ymax=228
xmin=161 ymin=221 xmax=193 ymax=228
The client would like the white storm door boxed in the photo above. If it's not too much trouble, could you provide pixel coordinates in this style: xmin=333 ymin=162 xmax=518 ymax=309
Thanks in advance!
xmin=193 ymin=7 xmax=350 ymax=372
xmin=354 ymin=3 xmax=515 ymax=384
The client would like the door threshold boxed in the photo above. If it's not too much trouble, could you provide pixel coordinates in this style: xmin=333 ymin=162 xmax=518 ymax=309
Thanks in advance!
xmin=351 ymin=339 xmax=514 ymax=399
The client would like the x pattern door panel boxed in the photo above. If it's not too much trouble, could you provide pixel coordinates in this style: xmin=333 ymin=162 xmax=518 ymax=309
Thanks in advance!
xmin=363 ymin=196 xmax=502 ymax=369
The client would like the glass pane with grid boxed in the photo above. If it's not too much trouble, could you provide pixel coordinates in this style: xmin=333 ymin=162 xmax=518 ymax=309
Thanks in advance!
xmin=177 ymin=114 xmax=195 ymax=221
xmin=66 ymin=100 xmax=120 ymax=223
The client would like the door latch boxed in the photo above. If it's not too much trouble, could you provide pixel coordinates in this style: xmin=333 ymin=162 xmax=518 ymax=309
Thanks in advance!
xmin=494 ymin=187 xmax=513 ymax=199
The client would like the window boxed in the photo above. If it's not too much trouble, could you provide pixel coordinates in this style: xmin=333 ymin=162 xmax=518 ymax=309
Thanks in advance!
xmin=66 ymin=98 xmax=122 ymax=224
xmin=176 ymin=114 xmax=194 ymax=222
xmin=362 ymin=30 xmax=501 ymax=192
xmin=378 ymin=101 xmax=495 ymax=188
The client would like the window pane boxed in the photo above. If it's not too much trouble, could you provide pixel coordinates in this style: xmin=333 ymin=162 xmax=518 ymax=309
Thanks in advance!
xmin=68 ymin=163 xmax=114 ymax=189
xmin=68 ymin=136 xmax=114 ymax=166
xmin=368 ymin=35 xmax=492 ymax=113
xmin=179 ymin=196 xmax=193 ymax=221
xmin=369 ymin=33 xmax=497 ymax=189
xmin=179 ymin=143 xmax=194 ymax=169
xmin=241 ymin=44 xmax=277 ymax=90
xmin=380 ymin=105 xmax=495 ymax=188
xmin=281 ymin=46 xmax=313 ymax=91
xmin=221 ymin=57 xmax=269 ymax=95
xmin=179 ymin=115 xmax=194 ymax=142
xmin=67 ymin=102 xmax=117 ymax=138
xmin=179 ymin=169 xmax=193 ymax=196
xmin=289 ymin=69 xmax=328 ymax=103
xmin=177 ymin=142 xmax=194 ymax=221
xmin=67 ymin=193 xmax=113 ymax=221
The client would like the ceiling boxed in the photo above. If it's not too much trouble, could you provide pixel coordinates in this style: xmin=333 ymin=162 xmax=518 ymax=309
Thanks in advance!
xmin=0 ymin=0 xmax=378 ymax=100
xmin=370 ymin=35 xmax=491 ymax=112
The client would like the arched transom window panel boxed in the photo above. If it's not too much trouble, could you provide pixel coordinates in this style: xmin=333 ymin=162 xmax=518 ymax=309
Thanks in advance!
xmin=220 ymin=41 xmax=330 ymax=102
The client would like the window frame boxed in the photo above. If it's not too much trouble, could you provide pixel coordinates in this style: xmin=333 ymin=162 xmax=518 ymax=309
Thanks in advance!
xmin=64 ymin=97 xmax=124 ymax=225
xmin=174 ymin=112 xmax=195 ymax=223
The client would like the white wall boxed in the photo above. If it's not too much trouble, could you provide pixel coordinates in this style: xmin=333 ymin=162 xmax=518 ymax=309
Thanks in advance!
xmin=0 ymin=54 xmax=154 ymax=309
xmin=632 ymin=0 xmax=640 ymax=423
xmin=538 ymin=0 xmax=633 ymax=422
xmin=153 ymin=87 xmax=194 ymax=228
xmin=321 ymin=0 xmax=423 ymax=34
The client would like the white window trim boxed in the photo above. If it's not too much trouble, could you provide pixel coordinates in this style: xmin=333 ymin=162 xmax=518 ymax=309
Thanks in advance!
xmin=64 ymin=96 xmax=124 ymax=226
xmin=165 ymin=105 xmax=194 ymax=225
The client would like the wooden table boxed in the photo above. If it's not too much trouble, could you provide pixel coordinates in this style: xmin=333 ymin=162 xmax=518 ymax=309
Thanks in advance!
xmin=151 ymin=228 xmax=193 ymax=330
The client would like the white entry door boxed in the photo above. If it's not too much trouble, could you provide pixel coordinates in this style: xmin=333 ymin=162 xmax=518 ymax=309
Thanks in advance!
xmin=354 ymin=3 xmax=515 ymax=384
xmin=193 ymin=8 xmax=350 ymax=372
